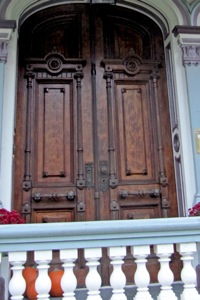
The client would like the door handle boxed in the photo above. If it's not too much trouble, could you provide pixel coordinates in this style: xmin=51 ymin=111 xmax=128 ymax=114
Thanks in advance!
xmin=32 ymin=191 xmax=76 ymax=202
xmin=119 ymin=188 xmax=160 ymax=199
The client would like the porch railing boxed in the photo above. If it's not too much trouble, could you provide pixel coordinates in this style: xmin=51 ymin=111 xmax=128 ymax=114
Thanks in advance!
xmin=1 ymin=217 xmax=200 ymax=299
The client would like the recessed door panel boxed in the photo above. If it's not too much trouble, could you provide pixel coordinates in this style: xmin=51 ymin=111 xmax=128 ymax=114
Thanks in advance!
xmin=36 ymin=83 xmax=74 ymax=183
xmin=115 ymin=82 xmax=155 ymax=181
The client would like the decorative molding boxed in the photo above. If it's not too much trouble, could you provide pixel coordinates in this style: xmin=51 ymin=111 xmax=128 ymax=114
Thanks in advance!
xmin=0 ymin=40 xmax=9 ymax=62
xmin=173 ymin=26 xmax=200 ymax=66
xmin=181 ymin=44 xmax=200 ymax=65
xmin=0 ymin=21 xmax=16 ymax=63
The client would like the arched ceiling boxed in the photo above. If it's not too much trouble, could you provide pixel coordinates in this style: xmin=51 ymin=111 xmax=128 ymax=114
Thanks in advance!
xmin=0 ymin=0 xmax=197 ymax=11
xmin=0 ymin=0 xmax=200 ymax=28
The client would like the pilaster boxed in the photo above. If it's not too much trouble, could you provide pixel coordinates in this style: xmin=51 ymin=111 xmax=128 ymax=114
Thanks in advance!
xmin=173 ymin=26 xmax=200 ymax=205
xmin=0 ymin=20 xmax=16 ymax=210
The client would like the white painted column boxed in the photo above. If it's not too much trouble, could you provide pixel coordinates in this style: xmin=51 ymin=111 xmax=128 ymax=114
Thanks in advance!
xmin=173 ymin=27 xmax=200 ymax=211
xmin=177 ymin=243 xmax=200 ymax=300
xmin=0 ymin=22 xmax=17 ymax=210
xmin=8 ymin=251 xmax=26 ymax=300
xmin=131 ymin=245 xmax=153 ymax=300
xmin=85 ymin=247 xmax=102 ymax=300
xmin=60 ymin=249 xmax=78 ymax=300
xmin=108 ymin=246 xmax=127 ymax=300
xmin=154 ymin=244 xmax=177 ymax=300
xmin=35 ymin=250 xmax=52 ymax=300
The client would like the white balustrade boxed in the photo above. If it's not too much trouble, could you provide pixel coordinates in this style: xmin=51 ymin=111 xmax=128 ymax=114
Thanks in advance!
xmin=8 ymin=251 xmax=26 ymax=300
xmin=1 ymin=218 xmax=200 ymax=300
xmin=108 ymin=246 xmax=127 ymax=300
xmin=85 ymin=247 xmax=102 ymax=300
xmin=177 ymin=243 xmax=200 ymax=300
xmin=154 ymin=244 xmax=178 ymax=300
xmin=60 ymin=249 xmax=78 ymax=300
xmin=132 ymin=245 xmax=153 ymax=300
xmin=34 ymin=250 xmax=52 ymax=300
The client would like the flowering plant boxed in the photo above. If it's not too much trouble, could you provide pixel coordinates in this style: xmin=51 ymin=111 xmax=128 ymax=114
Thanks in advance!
xmin=188 ymin=202 xmax=200 ymax=216
xmin=0 ymin=208 xmax=25 ymax=224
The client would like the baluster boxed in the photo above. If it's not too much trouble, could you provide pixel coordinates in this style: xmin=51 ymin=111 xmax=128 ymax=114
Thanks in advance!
xmin=108 ymin=246 xmax=127 ymax=300
xmin=8 ymin=251 xmax=26 ymax=300
xmin=131 ymin=245 xmax=153 ymax=300
xmin=177 ymin=243 xmax=200 ymax=300
xmin=154 ymin=244 xmax=178 ymax=300
xmin=60 ymin=249 xmax=78 ymax=300
xmin=85 ymin=247 xmax=102 ymax=300
xmin=34 ymin=250 xmax=52 ymax=300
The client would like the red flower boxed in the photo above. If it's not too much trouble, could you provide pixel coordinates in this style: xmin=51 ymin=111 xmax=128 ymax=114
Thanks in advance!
xmin=0 ymin=209 xmax=25 ymax=224
xmin=188 ymin=202 xmax=200 ymax=216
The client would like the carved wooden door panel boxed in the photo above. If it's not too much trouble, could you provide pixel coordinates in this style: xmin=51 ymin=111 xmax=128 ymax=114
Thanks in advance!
xmin=14 ymin=4 xmax=180 ymax=284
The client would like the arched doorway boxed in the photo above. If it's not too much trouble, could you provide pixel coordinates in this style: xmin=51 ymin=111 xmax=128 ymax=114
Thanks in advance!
xmin=13 ymin=3 xmax=181 ymax=283
xmin=14 ymin=3 xmax=178 ymax=223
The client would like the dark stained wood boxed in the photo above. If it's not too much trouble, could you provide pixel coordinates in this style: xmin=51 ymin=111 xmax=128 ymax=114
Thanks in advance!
xmin=14 ymin=3 xmax=180 ymax=285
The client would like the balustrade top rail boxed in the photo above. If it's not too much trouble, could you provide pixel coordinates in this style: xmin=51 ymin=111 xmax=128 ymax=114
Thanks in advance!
xmin=0 ymin=217 xmax=200 ymax=252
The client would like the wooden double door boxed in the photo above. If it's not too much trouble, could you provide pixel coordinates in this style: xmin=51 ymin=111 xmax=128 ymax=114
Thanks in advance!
xmin=14 ymin=3 xmax=181 ymax=285
xmin=15 ymin=5 xmax=178 ymax=227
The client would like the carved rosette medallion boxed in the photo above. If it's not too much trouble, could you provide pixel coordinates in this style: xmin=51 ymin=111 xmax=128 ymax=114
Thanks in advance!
xmin=123 ymin=53 xmax=141 ymax=75
xmin=47 ymin=56 xmax=62 ymax=73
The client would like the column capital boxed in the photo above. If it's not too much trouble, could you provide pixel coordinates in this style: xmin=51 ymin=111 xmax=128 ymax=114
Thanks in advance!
xmin=0 ymin=20 xmax=16 ymax=63
xmin=173 ymin=26 xmax=200 ymax=66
